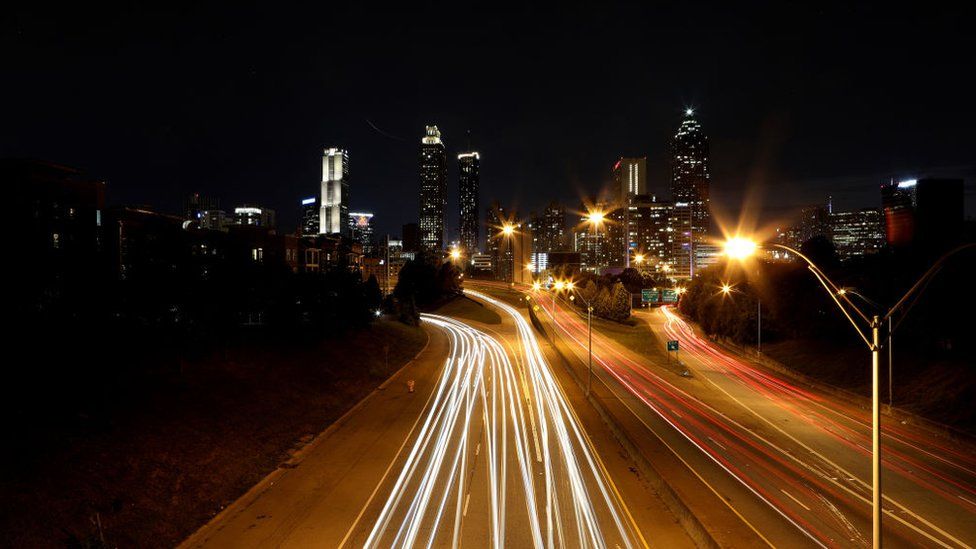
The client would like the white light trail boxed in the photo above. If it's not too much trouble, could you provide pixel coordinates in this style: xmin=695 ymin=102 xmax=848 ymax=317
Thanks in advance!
xmin=363 ymin=302 xmax=640 ymax=548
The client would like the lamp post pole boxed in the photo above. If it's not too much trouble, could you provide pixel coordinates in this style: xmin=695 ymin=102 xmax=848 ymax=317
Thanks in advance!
xmin=888 ymin=315 xmax=893 ymax=410
xmin=871 ymin=315 xmax=882 ymax=548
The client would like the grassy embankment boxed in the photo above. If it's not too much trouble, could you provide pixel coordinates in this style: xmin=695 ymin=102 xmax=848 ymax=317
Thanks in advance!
xmin=0 ymin=320 xmax=427 ymax=548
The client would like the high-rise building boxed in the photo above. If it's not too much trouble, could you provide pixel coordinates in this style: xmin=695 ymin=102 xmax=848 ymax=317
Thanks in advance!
xmin=419 ymin=125 xmax=448 ymax=254
xmin=300 ymin=197 xmax=319 ymax=237
xmin=575 ymin=200 xmax=613 ymax=272
xmin=320 ymin=148 xmax=349 ymax=236
xmin=627 ymin=195 xmax=674 ymax=270
xmin=531 ymin=201 xmax=567 ymax=254
xmin=830 ymin=208 xmax=885 ymax=260
xmin=916 ymin=178 xmax=964 ymax=255
xmin=348 ymin=212 xmax=375 ymax=256
xmin=614 ymin=157 xmax=647 ymax=202
xmin=184 ymin=192 xmax=219 ymax=222
xmin=779 ymin=202 xmax=831 ymax=250
xmin=402 ymin=222 xmax=421 ymax=253
xmin=458 ymin=152 xmax=480 ymax=254
xmin=234 ymin=205 xmax=276 ymax=229
xmin=670 ymin=108 xmax=711 ymax=278
xmin=881 ymin=178 xmax=917 ymax=248
xmin=486 ymin=202 xmax=517 ymax=281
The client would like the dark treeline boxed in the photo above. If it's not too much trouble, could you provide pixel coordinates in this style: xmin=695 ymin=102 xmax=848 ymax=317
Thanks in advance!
xmin=9 ymin=242 xmax=383 ymax=425
xmin=678 ymin=237 xmax=975 ymax=359
xmin=391 ymin=257 xmax=463 ymax=324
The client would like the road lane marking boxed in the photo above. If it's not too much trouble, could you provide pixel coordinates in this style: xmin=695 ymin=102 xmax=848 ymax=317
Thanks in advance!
xmin=463 ymin=493 xmax=471 ymax=516
xmin=780 ymin=489 xmax=811 ymax=511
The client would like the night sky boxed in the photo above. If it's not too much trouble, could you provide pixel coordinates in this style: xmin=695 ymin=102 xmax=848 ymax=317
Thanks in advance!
xmin=6 ymin=3 xmax=975 ymax=237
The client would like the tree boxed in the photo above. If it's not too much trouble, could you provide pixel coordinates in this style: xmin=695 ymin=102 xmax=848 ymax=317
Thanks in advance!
xmin=364 ymin=274 xmax=383 ymax=312
xmin=607 ymin=281 xmax=632 ymax=321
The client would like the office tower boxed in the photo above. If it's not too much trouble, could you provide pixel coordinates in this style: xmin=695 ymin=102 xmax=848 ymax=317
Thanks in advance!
xmin=614 ymin=157 xmax=647 ymax=202
xmin=628 ymin=194 xmax=674 ymax=270
xmin=320 ymin=148 xmax=349 ymax=236
xmin=348 ymin=212 xmax=375 ymax=256
xmin=915 ymin=178 xmax=964 ymax=254
xmin=300 ymin=197 xmax=319 ymax=237
xmin=458 ymin=152 xmax=480 ymax=254
xmin=531 ymin=201 xmax=567 ymax=254
xmin=234 ymin=205 xmax=276 ymax=228
xmin=779 ymin=202 xmax=831 ymax=250
xmin=881 ymin=178 xmax=917 ymax=248
xmin=830 ymin=208 xmax=885 ymax=260
xmin=402 ymin=222 xmax=421 ymax=253
xmin=670 ymin=108 xmax=711 ymax=278
xmin=184 ymin=192 xmax=219 ymax=221
xmin=419 ymin=125 xmax=448 ymax=254
xmin=201 ymin=209 xmax=230 ymax=232
xmin=486 ymin=202 xmax=516 ymax=281
xmin=575 ymin=199 xmax=612 ymax=272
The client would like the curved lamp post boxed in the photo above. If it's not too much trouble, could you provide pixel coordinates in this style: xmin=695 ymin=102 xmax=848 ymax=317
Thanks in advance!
xmin=725 ymin=237 xmax=975 ymax=549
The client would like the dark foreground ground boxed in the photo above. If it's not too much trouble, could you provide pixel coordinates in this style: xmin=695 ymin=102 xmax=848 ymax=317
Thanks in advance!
xmin=0 ymin=319 xmax=426 ymax=548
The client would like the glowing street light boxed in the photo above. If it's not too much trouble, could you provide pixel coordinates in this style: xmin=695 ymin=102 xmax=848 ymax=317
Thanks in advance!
xmin=634 ymin=253 xmax=645 ymax=264
xmin=722 ymin=235 xmax=975 ymax=548
xmin=532 ymin=281 xmax=542 ymax=291
xmin=586 ymin=210 xmax=605 ymax=226
xmin=554 ymin=280 xmax=565 ymax=291
xmin=450 ymin=248 xmax=461 ymax=260
xmin=724 ymin=236 xmax=757 ymax=260
xmin=501 ymin=224 xmax=515 ymax=236
xmin=720 ymin=283 xmax=733 ymax=295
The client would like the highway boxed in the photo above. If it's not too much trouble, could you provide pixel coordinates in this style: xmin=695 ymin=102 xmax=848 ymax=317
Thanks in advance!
xmin=521 ymin=283 xmax=976 ymax=548
xmin=182 ymin=295 xmax=651 ymax=548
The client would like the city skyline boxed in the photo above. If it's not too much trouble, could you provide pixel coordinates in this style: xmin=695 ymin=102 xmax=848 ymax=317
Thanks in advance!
xmin=7 ymin=4 xmax=974 ymax=240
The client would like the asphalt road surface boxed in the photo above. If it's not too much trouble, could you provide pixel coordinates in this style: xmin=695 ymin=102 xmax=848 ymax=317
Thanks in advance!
xmin=181 ymin=296 xmax=656 ymax=548
xmin=522 ymin=284 xmax=976 ymax=549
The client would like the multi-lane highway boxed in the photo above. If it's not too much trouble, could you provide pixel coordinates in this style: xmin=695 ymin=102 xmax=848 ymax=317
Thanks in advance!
xmin=182 ymin=292 xmax=654 ymax=548
xmin=361 ymin=304 xmax=643 ymax=548
xmin=524 ymin=283 xmax=976 ymax=548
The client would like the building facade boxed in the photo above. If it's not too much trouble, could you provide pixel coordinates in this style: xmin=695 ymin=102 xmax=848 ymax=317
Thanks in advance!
xmin=670 ymin=108 xmax=711 ymax=278
xmin=419 ymin=125 xmax=448 ymax=254
xmin=320 ymin=148 xmax=349 ymax=236
xmin=614 ymin=157 xmax=647 ymax=202
xmin=458 ymin=152 xmax=480 ymax=254
xmin=627 ymin=195 xmax=674 ymax=271
xmin=348 ymin=211 xmax=375 ymax=256
xmin=234 ymin=205 xmax=276 ymax=229
xmin=300 ymin=197 xmax=319 ymax=237
xmin=830 ymin=208 xmax=885 ymax=260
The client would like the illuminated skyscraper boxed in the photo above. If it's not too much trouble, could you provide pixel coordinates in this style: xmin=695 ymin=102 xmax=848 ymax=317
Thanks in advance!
xmin=613 ymin=157 xmax=647 ymax=202
xmin=348 ymin=212 xmax=375 ymax=256
xmin=300 ymin=197 xmax=319 ymax=237
xmin=670 ymin=108 xmax=711 ymax=278
xmin=320 ymin=148 xmax=349 ymax=236
xmin=419 ymin=126 xmax=448 ymax=253
xmin=458 ymin=152 xmax=480 ymax=254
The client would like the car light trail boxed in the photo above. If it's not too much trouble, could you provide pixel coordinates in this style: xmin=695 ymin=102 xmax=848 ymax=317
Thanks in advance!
xmin=527 ymin=284 xmax=974 ymax=548
xmin=363 ymin=306 xmax=641 ymax=548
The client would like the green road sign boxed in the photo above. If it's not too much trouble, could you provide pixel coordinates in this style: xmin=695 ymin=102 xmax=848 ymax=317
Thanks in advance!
xmin=641 ymin=288 xmax=660 ymax=303
xmin=667 ymin=340 xmax=679 ymax=351
xmin=662 ymin=289 xmax=678 ymax=303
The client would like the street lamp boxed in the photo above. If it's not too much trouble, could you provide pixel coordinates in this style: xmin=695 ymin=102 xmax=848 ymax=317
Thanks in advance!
xmin=555 ymin=279 xmax=595 ymax=396
xmin=724 ymin=237 xmax=975 ymax=549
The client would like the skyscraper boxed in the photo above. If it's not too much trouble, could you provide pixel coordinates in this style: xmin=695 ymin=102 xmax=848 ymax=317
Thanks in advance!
xmin=419 ymin=126 xmax=448 ymax=254
xmin=670 ymin=108 xmax=711 ymax=278
xmin=348 ymin=212 xmax=375 ymax=256
xmin=881 ymin=178 xmax=917 ymax=248
xmin=532 ymin=201 xmax=567 ymax=254
xmin=320 ymin=148 xmax=349 ymax=236
xmin=458 ymin=152 xmax=480 ymax=254
xmin=613 ymin=157 xmax=647 ymax=202
xmin=300 ymin=197 xmax=319 ymax=237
